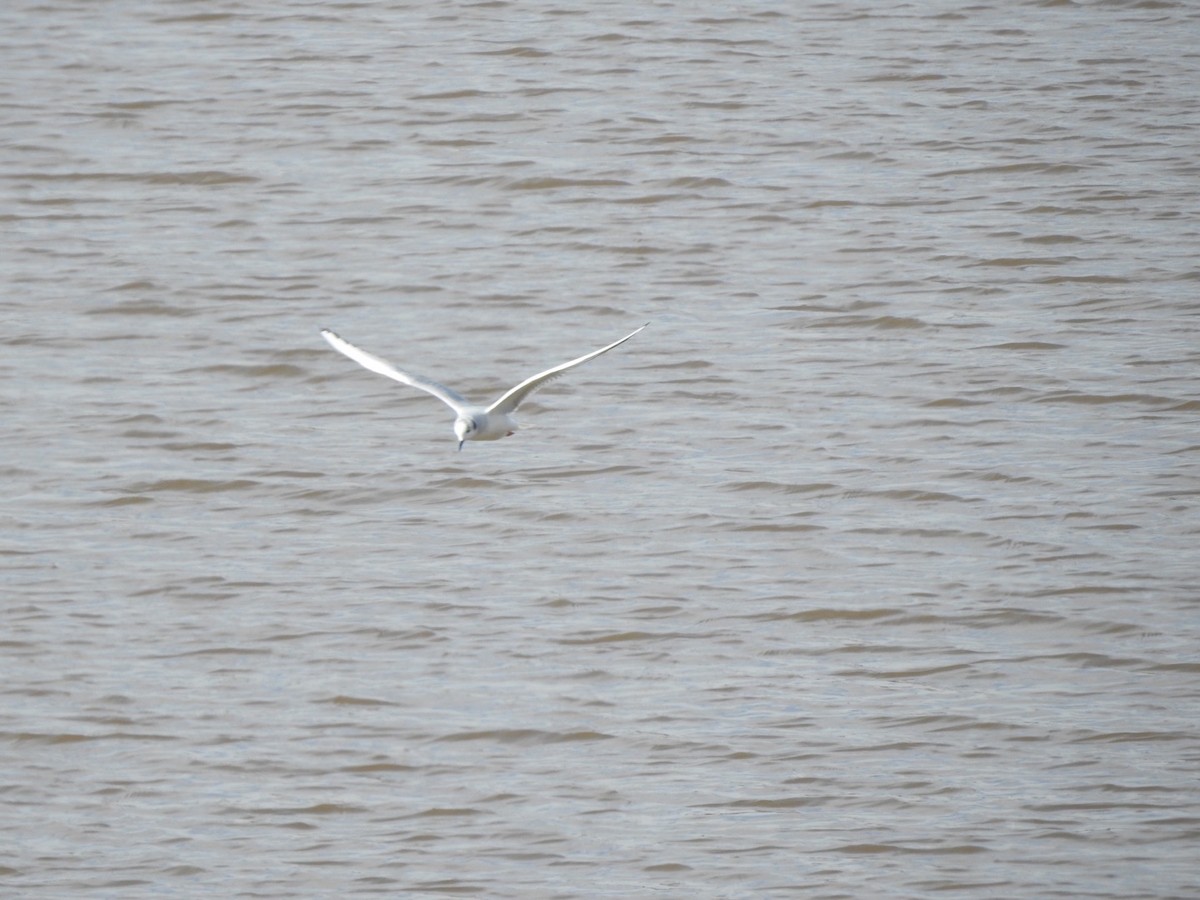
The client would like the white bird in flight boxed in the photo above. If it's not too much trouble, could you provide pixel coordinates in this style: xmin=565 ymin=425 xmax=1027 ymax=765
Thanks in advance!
xmin=320 ymin=324 xmax=647 ymax=450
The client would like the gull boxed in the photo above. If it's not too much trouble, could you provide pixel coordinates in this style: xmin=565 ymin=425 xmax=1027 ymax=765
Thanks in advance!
xmin=320 ymin=324 xmax=647 ymax=450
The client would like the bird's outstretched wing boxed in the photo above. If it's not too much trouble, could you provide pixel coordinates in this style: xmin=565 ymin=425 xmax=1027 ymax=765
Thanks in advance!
xmin=487 ymin=323 xmax=647 ymax=416
xmin=320 ymin=329 xmax=470 ymax=412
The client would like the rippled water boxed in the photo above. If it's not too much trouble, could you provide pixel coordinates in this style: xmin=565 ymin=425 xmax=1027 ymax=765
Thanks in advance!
xmin=4 ymin=1 xmax=1199 ymax=897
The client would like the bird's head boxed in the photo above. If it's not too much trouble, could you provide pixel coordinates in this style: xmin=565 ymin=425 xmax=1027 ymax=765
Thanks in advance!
xmin=454 ymin=416 xmax=477 ymax=451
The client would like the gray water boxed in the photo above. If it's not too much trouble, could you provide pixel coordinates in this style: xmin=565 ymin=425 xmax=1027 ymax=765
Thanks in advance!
xmin=3 ymin=1 xmax=1199 ymax=897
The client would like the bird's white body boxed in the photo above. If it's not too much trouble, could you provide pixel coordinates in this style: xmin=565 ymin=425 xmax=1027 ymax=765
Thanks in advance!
xmin=320 ymin=324 xmax=646 ymax=450
xmin=453 ymin=408 xmax=517 ymax=443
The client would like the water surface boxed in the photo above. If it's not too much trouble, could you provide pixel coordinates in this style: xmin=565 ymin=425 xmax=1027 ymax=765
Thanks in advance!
xmin=3 ymin=1 xmax=1199 ymax=897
